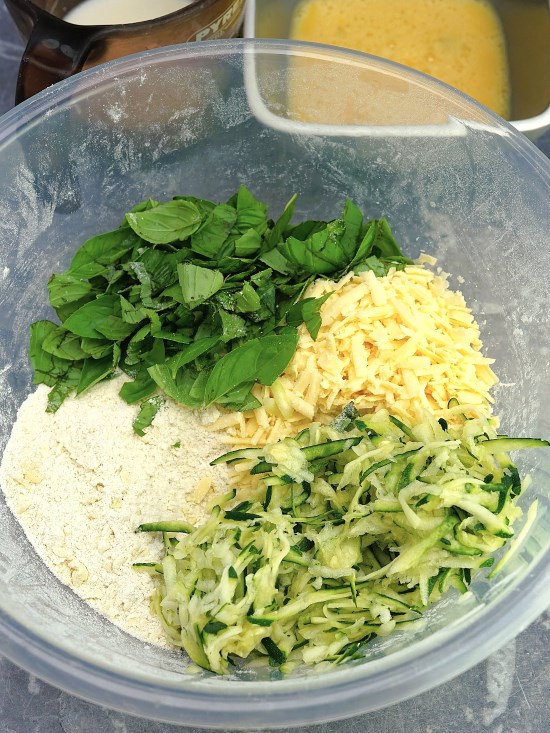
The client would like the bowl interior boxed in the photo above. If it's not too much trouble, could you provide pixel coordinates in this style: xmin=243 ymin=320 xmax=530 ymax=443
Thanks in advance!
xmin=0 ymin=39 xmax=549 ymax=727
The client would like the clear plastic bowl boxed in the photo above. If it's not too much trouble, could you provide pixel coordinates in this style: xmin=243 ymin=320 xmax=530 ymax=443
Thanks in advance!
xmin=0 ymin=39 xmax=549 ymax=729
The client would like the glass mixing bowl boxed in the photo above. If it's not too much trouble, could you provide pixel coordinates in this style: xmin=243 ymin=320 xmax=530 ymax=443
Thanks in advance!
xmin=0 ymin=39 xmax=548 ymax=729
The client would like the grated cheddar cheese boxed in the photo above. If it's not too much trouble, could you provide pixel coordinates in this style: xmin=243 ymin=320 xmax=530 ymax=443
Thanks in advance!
xmin=209 ymin=265 xmax=498 ymax=448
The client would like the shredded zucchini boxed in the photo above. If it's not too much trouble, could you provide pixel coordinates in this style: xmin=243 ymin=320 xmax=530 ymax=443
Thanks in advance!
xmin=142 ymin=407 xmax=547 ymax=673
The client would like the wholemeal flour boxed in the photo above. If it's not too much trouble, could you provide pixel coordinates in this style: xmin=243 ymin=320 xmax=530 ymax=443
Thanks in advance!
xmin=0 ymin=373 xmax=228 ymax=647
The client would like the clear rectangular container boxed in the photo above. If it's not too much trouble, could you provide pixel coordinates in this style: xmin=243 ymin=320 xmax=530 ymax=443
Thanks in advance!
xmin=245 ymin=0 xmax=550 ymax=139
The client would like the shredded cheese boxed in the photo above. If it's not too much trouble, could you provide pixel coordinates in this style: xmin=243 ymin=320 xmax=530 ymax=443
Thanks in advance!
xmin=210 ymin=265 xmax=498 ymax=448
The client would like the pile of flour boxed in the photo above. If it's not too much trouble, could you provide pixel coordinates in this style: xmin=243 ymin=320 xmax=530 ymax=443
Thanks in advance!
xmin=0 ymin=374 xmax=228 ymax=648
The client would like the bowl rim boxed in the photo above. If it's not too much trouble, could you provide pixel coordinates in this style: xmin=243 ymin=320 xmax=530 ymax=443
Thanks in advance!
xmin=1 ymin=549 xmax=548 ymax=728
xmin=0 ymin=37 xmax=549 ymax=729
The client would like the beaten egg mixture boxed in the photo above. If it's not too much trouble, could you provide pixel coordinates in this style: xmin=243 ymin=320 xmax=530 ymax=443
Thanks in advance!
xmin=290 ymin=0 xmax=510 ymax=119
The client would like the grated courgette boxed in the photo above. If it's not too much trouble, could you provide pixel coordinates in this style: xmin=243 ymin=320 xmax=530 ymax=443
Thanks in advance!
xmin=140 ymin=408 xmax=547 ymax=673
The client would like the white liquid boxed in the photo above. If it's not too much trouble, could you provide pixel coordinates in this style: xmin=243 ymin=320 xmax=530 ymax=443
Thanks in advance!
xmin=64 ymin=0 xmax=195 ymax=25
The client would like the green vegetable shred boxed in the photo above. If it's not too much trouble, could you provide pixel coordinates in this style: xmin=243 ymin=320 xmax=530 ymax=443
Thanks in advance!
xmin=139 ymin=407 xmax=548 ymax=673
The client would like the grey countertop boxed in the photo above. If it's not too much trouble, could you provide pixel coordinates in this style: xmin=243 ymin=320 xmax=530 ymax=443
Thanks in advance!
xmin=0 ymin=4 xmax=549 ymax=732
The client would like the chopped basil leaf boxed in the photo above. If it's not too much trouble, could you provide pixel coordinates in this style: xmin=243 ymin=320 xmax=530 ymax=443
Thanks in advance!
xmin=41 ymin=326 xmax=88 ymax=361
xmin=126 ymin=199 xmax=202 ymax=244
xmin=190 ymin=203 xmax=237 ymax=259
xmin=285 ymin=292 xmax=333 ymax=340
xmin=178 ymin=263 xmax=224 ymax=309
xmin=133 ymin=395 xmax=164 ymax=436
xmin=203 ymin=331 xmax=298 ymax=406
xmin=69 ymin=228 xmax=140 ymax=272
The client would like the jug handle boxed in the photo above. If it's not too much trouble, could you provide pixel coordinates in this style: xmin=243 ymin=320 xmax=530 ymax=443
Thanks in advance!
xmin=16 ymin=16 xmax=103 ymax=104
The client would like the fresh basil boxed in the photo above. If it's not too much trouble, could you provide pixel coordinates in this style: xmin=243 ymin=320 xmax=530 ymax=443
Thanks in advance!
xmin=46 ymin=370 xmax=81 ymax=413
xmin=191 ymin=204 xmax=237 ymax=259
xmin=80 ymin=337 xmax=115 ymax=359
xmin=178 ymin=263 xmax=224 ymax=308
xmin=165 ymin=337 xmax=220 ymax=375
xmin=29 ymin=188 xmax=411 ymax=428
xmin=216 ymin=382 xmax=261 ymax=412
xmin=235 ymin=282 xmax=261 ymax=313
xmin=47 ymin=273 xmax=93 ymax=310
xmin=235 ymin=185 xmax=268 ymax=235
xmin=118 ymin=369 xmax=157 ymax=404
xmin=219 ymin=310 xmax=247 ymax=343
xmin=29 ymin=321 xmax=80 ymax=387
xmin=285 ymin=292 xmax=333 ymax=340
xmin=369 ymin=217 xmax=403 ymax=258
xmin=133 ymin=395 xmax=164 ymax=436
xmin=126 ymin=199 xmax=202 ymax=244
xmin=41 ymin=326 xmax=88 ymax=361
xmin=69 ymin=228 xmax=140 ymax=272
xmin=339 ymin=200 xmax=364 ymax=260
xmin=63 ymin=295 xmax=131 ymax=340
xmin=147 ymin=363 xmax=202 ymax=408
xmin=203 ymin=331 xmax=298 ymax=406
xmin=265 ymin=193 xmax=297 ymax=250
xmin=234 ymin=229 xmax=262 ymax=258
xmin=280 ymin=223 xmax=350 ymax=275
xmin=76 ymin=354 xmax=116 ymax=395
